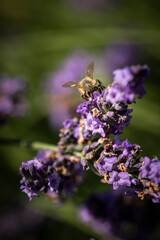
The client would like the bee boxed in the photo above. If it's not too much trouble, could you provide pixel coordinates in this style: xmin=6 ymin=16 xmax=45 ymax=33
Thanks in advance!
xmin=62 ymin=61 xmax=105 ymax=100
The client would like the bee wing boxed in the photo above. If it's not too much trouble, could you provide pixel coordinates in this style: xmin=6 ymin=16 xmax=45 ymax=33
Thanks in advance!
xmin=62 ymin=81 xmax=79 ymax=88
xmin=85 ymin=61 xmax=94 ymax=78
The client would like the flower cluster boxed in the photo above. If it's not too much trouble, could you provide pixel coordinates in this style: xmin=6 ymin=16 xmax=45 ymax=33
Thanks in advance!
xmin=77 ymin=94 xmax=133 ymax=137
xmin=58 ymin=118 xmax=80 ymax=151
xmin=59 ymin=65 xmax=160 ymax=203
xmin=20 ymin=63 xmax=160 ymax=204
xmin=20 ymin=150 xmax=84 ymax=201
xmin=77 ymin=65 xmax=150 ymax=138
xmin=139 ymin=157 xmax=160 ymax=203
xmin=112 ymin=65 xmax=150 ymax=103
xmin=79 ymin=191 xmax=159 ymax=239
xmin=0 ymin=76 xmax=28 ymax=123
xmin=81 ymin=135 xmax=160 ymax=203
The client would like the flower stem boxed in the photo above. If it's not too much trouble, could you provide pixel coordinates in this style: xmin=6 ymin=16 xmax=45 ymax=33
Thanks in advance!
xmin=0 ymin=138 xmax=58 ymax=152
xmin=87 ymin=160 xmax=101 ymax=176
xmin=0 ymin=138 xmax=83 ymax=159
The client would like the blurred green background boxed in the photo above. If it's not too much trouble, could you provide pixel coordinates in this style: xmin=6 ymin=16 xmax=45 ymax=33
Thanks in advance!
xmin=0 ymin=0 xmax=160 ymax=239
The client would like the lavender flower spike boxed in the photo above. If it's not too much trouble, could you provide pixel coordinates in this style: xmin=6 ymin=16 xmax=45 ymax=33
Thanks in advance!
xmin=0 ymin=76 xmax=28 ymax=123
xmin=20 ymin=149 xmax=84 ymax=201
xmin=79 ymin=191 xmax=160 ymax=239
xmin=18 ymin=62 xmax=159 ymax=205
xmin=20 ymin=154 xmax=61 ymax=200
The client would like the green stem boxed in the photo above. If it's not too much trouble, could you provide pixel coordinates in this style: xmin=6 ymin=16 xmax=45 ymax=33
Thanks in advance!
xmin=73 ymin=151 xmax=82 ymax=158
xmin=0 ymin=138 xmax=58 ymax=152
xmin=95 ymin=143 xmax=105 ymax=153
xmin=87 ymin=160 xmax=101 ymax=176
xmin=0 ymin=138 xmax=82 ymax=158
xmin=0 ymin=138 xmax=100 ymax=175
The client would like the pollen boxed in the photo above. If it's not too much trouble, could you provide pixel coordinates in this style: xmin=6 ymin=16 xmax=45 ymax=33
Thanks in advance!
xmin=119 ymin=163 xmax=127 ymax=172
xmin=101 ymin=174 xmax=109 ymax=183
xmin=138 ymin=191 xmax=147 ymax=200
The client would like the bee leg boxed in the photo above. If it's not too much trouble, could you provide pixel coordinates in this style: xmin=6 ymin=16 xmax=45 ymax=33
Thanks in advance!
xmin=81 ymin=92 xmax=89 ymax=100
xmin=88 ymin=87 xmax=98 ymax=98
xmin=96 ymin=79 xmax=105 ymax=92
xmin=100 ymin=86 xmax=105 ymax=92
xmin=96 ymin=79 xmax=102 ymax=87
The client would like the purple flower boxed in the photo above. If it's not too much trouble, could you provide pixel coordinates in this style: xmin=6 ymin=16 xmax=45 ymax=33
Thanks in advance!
xmin=63 ymin=119 xmax=74 ymax=129
xmin=36 ymin=150 xmax=56 ymax=164
xmin=100 ymin=65 xmax=150 ymax=106
xmin=139 ymin=157 xmax=151 ymax=178
xmin=76 ymin=64 xmax=148 ymax=138
xmin=112 ymin=65 xmax=150 ymax=104
xmin=0 ymin=77 xmax=27 ymax=95
xmin=139 ymin=157 xmax=160 ymax=188
xmin=149 ymin=161 xmax=160 ymax=185
xmin=48 ymin=172 xmax=61 ymax=191
xmin=79 ymin=190 xmax=160 ymax=239
xmin=21 ymin=187 xmax=39 ymax=201
xmin=77 ymin=101 xmax=90 ymax=115
xmin=113 ymin=67 xmax=134 ymax=87
xmin=62 ymin=118 xmax=80 ymax=139
xmin=83 ymin=113 xmax=106 ymax=137
xmin=0 ymin=76 xmax=28 ymax=122
xmin=20 ymin=152 xmax=59 ymax=200
xmin=90 ymin=135 xmax=160 ymax=202
xmin=108 ymin=171 xmax=131 ymax=190
xmin=96 ymin=156 xmax=117 ymax=172
xmin=0 ymin=97 xmax=13 ymax=117
xmin=113 ymin=136 xmax=140 ymax=161
xmin=104 ymin=85 xmax=124 ymax=104
xmin=20 ymin=150 xmax=84 ymax=201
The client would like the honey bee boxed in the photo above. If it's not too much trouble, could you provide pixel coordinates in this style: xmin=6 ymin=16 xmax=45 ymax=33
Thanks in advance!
xmin=62 ymin=61 xmax=105 ymax=100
